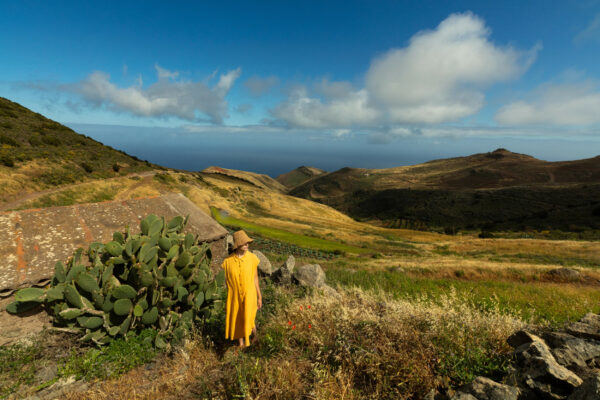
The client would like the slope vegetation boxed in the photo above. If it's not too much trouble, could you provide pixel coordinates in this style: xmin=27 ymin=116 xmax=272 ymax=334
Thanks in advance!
xmin=276 ymin=165 xmax=326 ymax=189
xmin=290 ymin=149 xmax=600 ymax=231
xmin=0 ymin=97 xmax=154 ymax=202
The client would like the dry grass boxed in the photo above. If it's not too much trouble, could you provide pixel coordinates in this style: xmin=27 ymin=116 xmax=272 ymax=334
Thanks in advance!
xmin=68 ymin=287 xmax=526 ymax=400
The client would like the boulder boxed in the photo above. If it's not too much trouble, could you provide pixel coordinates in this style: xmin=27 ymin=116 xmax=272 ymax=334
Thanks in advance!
xmin=293 ymin=264 xmax=326 ymax=288
xmin=252 ymin=250 xmax=277 ymax=275
xmin=567 ymin=314 xmax=600 ymax=341
xmin=542 ymin=332 xmax=600 ymax=377
xmin=512 ymin=332 xmax=583 ymax=398
xmin=319 ymin=284 xmax=340 ymax=298
xmin=460 ymin=376 xmax=520 ymax=400
xmin=273 ymin=255 xmax=295 ymax=285
xmin=508 ymin=330 xmax=539 ymax=348
xmin=568 ymin=375 xmax=600 ymax=400
xmin=546 ymin=268 xmax=581 ymax=281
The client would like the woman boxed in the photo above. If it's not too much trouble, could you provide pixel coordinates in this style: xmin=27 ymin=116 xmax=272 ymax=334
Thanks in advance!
xmin=221 ymin=230 xmax=263 ymax=347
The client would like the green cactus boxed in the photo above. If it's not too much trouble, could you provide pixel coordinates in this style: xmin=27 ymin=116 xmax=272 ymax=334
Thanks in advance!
xmin=7 ymin=213 xmax=224 ymax=348
xmin=112 ymin=284 xmax=137 ymax=299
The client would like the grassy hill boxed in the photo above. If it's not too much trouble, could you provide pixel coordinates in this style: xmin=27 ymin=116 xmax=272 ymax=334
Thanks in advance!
xmin=275 ymin=165 xmax=326 ymax=188
xmin=0 ymin=97 xmax=154 ymax=202
xmin=202 ymin=165 xmax=287 ymax=193
xmin=290 ymin=149 xmax=600 ymax=232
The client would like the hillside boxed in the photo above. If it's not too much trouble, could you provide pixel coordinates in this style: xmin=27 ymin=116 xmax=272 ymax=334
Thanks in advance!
xmin=202 ymin=165 xmax=287 ymax=193
xmin=0 ymin=98 xmax=154 ymax=202
xmin=290 ymin=149 xmax=600 ymax=231
xmin=276 ymin=165 xmax=326 ymax=188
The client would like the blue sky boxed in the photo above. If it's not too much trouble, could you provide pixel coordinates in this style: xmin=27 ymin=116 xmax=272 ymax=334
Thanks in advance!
xmin=2 ymin=1 xmax=600 ymax=176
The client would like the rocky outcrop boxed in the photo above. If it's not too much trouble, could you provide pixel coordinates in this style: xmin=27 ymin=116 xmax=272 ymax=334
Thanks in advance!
xmin=253 ymin=250 xmax=276 ymax=276
xmin=293 ymin=264 xmax=326 ymax=288
xmin=450 ymin=313 xmax=600 ymax=400
xmin=272 ymin=255 xmax=295 ymax=285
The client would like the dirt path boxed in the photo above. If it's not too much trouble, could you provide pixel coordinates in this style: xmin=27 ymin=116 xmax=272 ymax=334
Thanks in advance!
xmin=0 ymin=171 xmax=156 ymax=212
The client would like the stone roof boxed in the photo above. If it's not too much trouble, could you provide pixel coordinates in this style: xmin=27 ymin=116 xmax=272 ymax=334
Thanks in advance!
xmin=0 ymin=193 xmax=227 ymax=296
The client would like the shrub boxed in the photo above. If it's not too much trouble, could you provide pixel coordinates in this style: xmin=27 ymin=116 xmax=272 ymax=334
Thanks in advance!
xmin=80 ymin=162 xmax=93 ymax=173
xmin=479 ymin=231 xmax=495 ymax=239
xmin=0 ymin=155 xmax=14 ymax=167
xmin=0 ymin=134 xmax=19 ymax=146
xmin=41 ymin=135 xmax=61 ymax=146
xmin=112 ymin=163 xmax=120 ymax=172
xmin=28 ymin=135 xmax=43 ymax=146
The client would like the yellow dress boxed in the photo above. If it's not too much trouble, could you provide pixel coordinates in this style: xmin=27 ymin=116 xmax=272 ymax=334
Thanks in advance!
xmin=222 ymin=251 xmax=260 ymax=345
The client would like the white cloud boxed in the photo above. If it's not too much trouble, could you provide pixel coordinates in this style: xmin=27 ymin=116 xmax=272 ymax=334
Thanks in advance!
xmin=155 ymin=64 xmax=179 ymax=80
xmin=575 ymin=13 xmax=600 ymax=43
xmin=272 ymin=12 xmax=535 ymax=129
xmin=496 ymin=81 xmax=600 ymax=125
xmin=366 ymin=12 xmax=537 ymax=124
xmin=244 ymin=75 xmax=280 ymax=96
xmin=271 ymin=85 xmax=381 ymax=128
xmin=72 ymin=65 xmax=241 ymax=124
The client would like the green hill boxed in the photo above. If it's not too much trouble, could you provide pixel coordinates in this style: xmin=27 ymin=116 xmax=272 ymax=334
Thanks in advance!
xmin=290 ymin=149 xmax=600 ymax=232
xmin=0 ymin=97 xmax=154 ymax=200
xmin=276 ymin=165 xmax=326 ymax=189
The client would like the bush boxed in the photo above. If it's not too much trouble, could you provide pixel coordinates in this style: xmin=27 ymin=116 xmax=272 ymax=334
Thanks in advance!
xmin=41 ymin=135 xmax=61 ymax=146
xmin=0 ymin=155 xmax=14 ymax=167
xmin=479 ymin=231 xmax=495 ymax=239
xmin=0 ymin=134 xmax=19 ymax=146
xmin=28 ymin=135 xmax=43 ymax=147
xmin=112 ymin=163 xmax=120 ymax=172
xmin=80 ymin=162 xmax=93 ymax=173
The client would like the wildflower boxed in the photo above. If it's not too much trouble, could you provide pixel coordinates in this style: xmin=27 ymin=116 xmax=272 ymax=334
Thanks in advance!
xmin=292 ymin=325 xmax=296 ymax=330
xmin=308 ymin=324 xmax=312 ymax=329
xmin=308 ymin=305 xmax=311 ymax=309
xmin=300 ymin=306 xmax=303 ymax=310
xmin=288 ymin=320 xmax=292 ymax=326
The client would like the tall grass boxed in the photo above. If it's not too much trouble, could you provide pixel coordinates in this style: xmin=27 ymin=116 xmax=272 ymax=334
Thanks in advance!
xmin=65 ymin=287 xmax=527 ymax=400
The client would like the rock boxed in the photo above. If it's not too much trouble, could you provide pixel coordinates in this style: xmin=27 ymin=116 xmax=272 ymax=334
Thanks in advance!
xmin=508 ymin=330 xmax=539 ymax=349
xmin=273 ymin=255 xmax=295 ymax=285
xmin=568 ymin=375 xmax=600 ymax=400
xmin=293 ymin=264 xmax=326 ymax=288
xmin=546 ymin=268 xmax=581 ymax=281
xmin=34 ymin=363 xmax=58 ymax=384
xmin=542 ymin=332 xmax=600 ymax=377
xmin=37 ymin=376 xmax=89 ymax=400
xmin=567 ymin=314 xmax=600 ymax=341
xmin=513 ymin=334 xmax=583 ymax=398
xmin=461 ymin=376 xmax=520 ymax=400
xmin=252 ymin=250 xmax=277 ymax=275
xmin=319 ymin=284 xmax=340 ymax=298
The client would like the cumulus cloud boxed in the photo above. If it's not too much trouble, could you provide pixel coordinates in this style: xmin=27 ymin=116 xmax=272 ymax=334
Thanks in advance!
xmin=244 ymin=75 xmax=280 ymax=96
xmin=271 ymin=85 xmax=381 ymax=128
xmin=71 ymin=65 xmax=241 ymax=124
xmin=366 ymin=12 xmax=537 ymax=124
xmin=496 ymin=81 xmax=600 ymax=125
xmin=272 ymin=12 xmax=535 ymax=129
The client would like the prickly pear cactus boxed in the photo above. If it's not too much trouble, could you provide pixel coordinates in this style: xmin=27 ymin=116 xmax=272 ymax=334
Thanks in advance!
xmin=7 ymin=214 xmax=226 ymax=348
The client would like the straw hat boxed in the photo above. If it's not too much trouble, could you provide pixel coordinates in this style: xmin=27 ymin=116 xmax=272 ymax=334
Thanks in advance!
xmin=232 ymin=230 xmax=253 ymax=250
